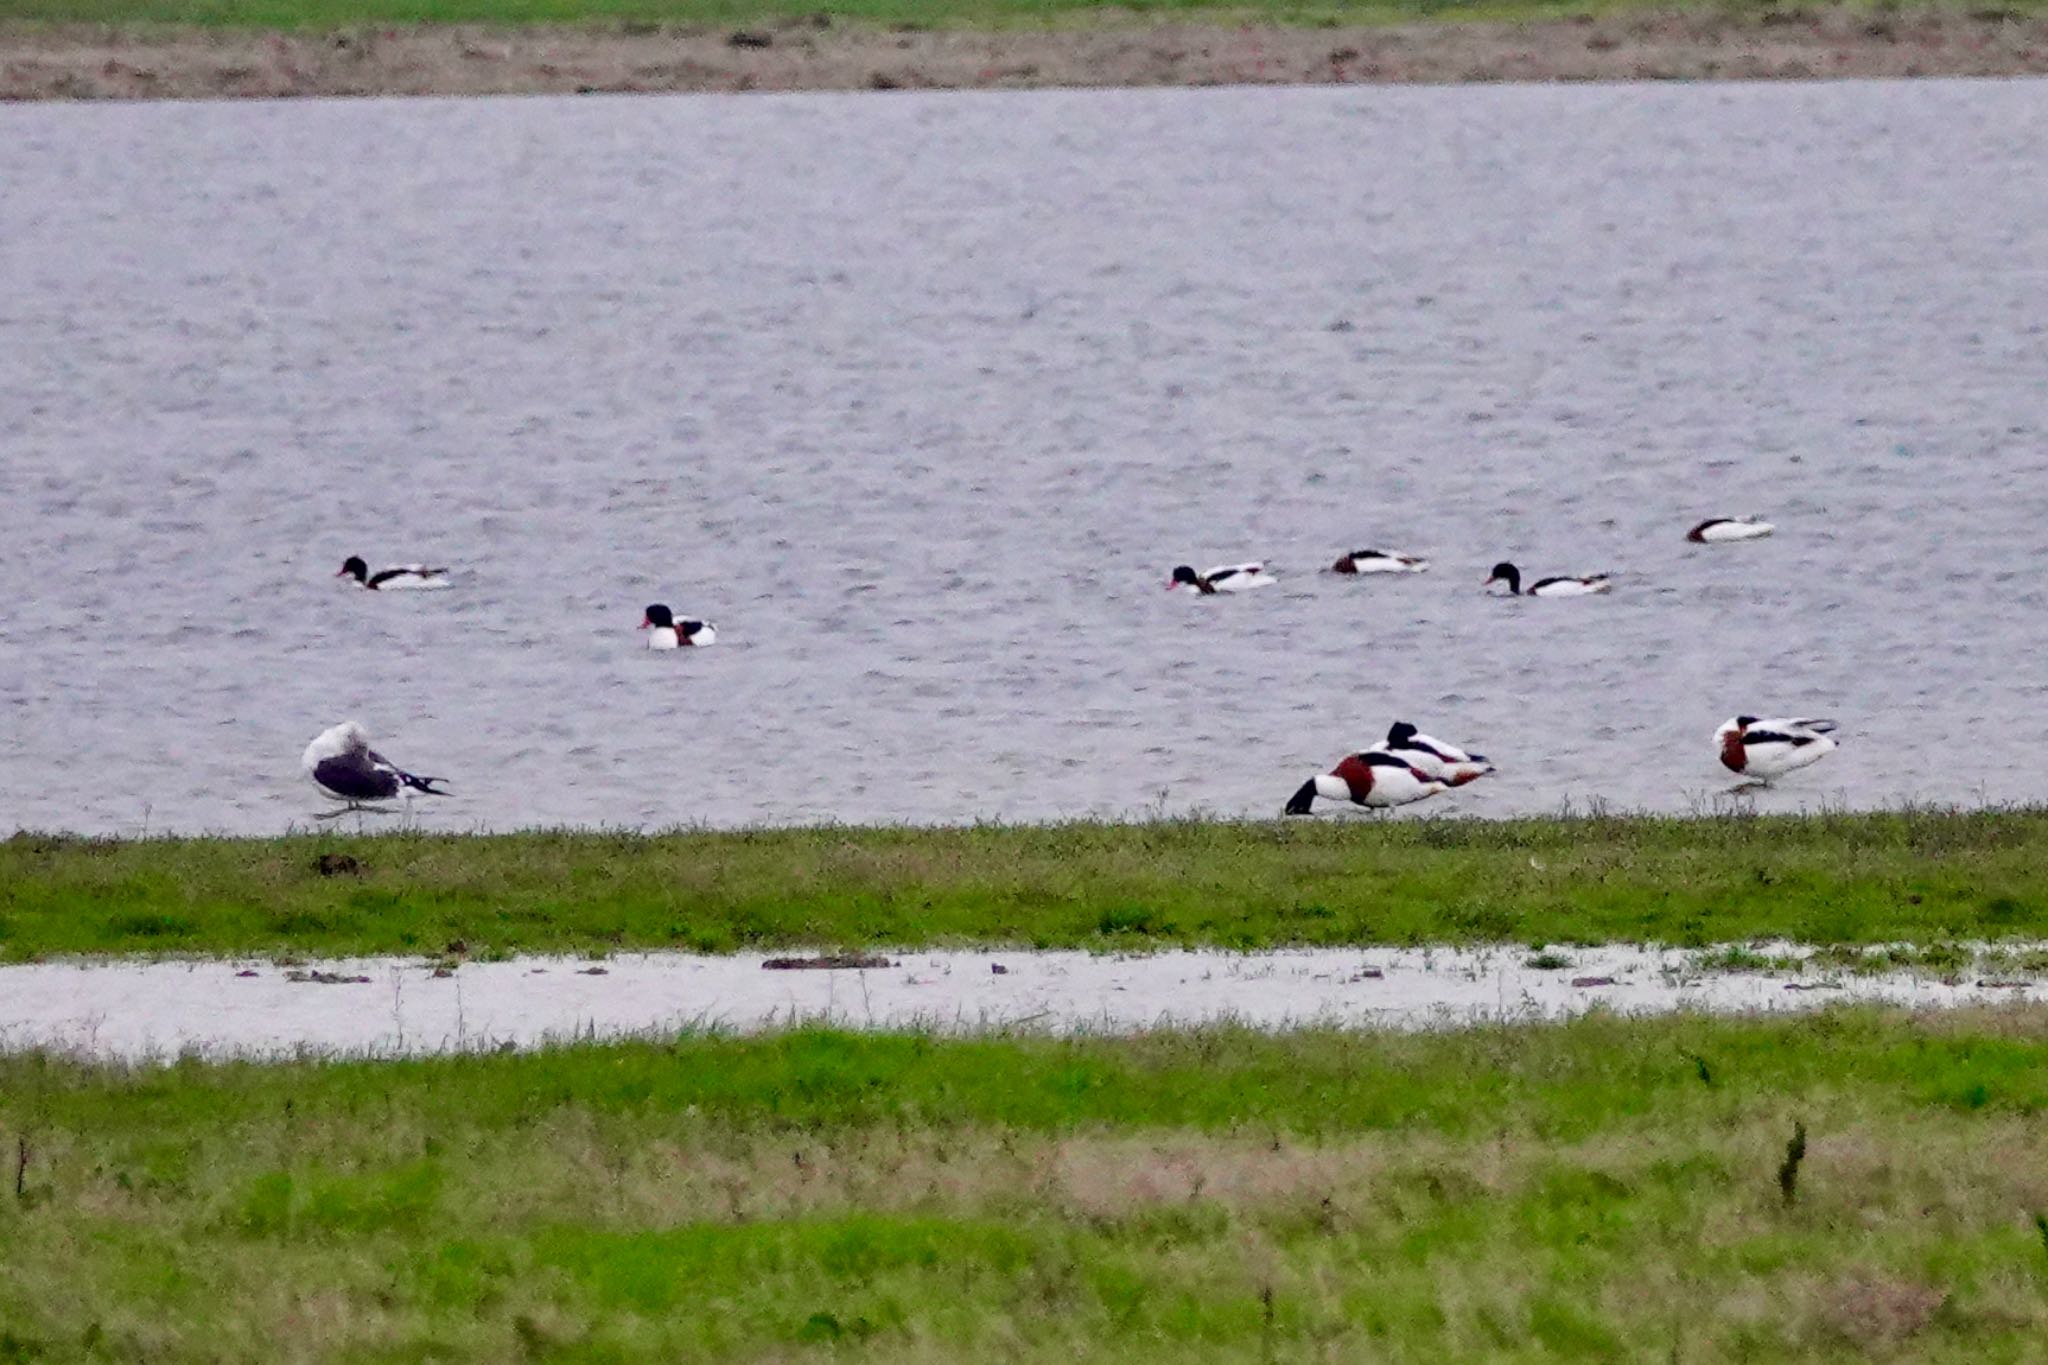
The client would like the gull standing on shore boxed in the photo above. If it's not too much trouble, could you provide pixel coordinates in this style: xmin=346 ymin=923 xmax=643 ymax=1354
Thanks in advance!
xmin=302 ymin=721 xmax=449 ymax=818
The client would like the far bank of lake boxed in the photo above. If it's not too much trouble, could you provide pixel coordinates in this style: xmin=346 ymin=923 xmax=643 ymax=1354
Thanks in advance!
xmin=6 ymin=809 xmax=2047 ymax=960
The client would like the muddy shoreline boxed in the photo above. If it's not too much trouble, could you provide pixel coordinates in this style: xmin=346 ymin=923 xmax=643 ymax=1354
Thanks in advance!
xmin=6 ymin=9 xmax=2048 ymax=102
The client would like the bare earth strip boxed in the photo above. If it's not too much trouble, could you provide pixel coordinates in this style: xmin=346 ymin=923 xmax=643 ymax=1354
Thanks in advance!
xmin=8 ymin=9 xmax=2048 ymax=101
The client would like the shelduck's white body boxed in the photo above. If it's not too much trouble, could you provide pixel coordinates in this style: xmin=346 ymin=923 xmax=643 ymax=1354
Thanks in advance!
xmin=1168 ymin=562 xmax=1275 ymax=594
xmin=640 ymin=604 xmax=716 ymax=649
xmin=1688 ymin=517 xmax=1776 ymax=544
xmin=1331 ymin=550 xmax=1429 ymax=575
xmin=1285 ymin=751 xmax=1449 ymax=814
xmin=1485 ymin=563 xmax=1611 ymax=597
xmin=1716 ymin=715 xmax=1838 ymax=784
xmin=1370 ymin=722 xmax=1494 ymax=787
xmin=337 ymin=557 xmax=451 ymax=591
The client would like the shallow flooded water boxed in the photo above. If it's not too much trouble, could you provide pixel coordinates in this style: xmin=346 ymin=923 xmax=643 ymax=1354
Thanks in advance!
xmin=3 ymin=81 xmax=2047 ymax=834
xmin=1 ymin=945 xmax=2040 ymax=1060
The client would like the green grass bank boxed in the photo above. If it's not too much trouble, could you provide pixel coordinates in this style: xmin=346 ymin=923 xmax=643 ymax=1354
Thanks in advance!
xmin=10 ymin=0 xmax=2029 ymax=32
xmin=6 ymin=807 xmax=2048 ymax=961
xmin=13 ymin=0 xmax=2048 ymax=101
xmin=4 ymin=1009 xmax=2048 ymax=1359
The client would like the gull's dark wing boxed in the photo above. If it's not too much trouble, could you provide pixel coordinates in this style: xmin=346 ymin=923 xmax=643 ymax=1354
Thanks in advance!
xmin=312 ymin=754 xmax=400 ymax=801
xmin=370 ymin=748 xmax=449 ymax=795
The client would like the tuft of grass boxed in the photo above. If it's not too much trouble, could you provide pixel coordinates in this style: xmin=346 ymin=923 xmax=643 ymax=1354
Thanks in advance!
xmin=3 ymin=1008 xmax=2048 ymax=1359
xmin=1778 ymin=1119 xmax=1808 ymax=1206
xmin=1695 ymin=944 xmax=1803 ymax=973
xmin=7 ymin=810 xmax=2048 ymax=961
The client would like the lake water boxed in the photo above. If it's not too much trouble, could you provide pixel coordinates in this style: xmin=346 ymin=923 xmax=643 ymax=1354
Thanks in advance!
xmin=3 ymin=80 xmax=2046 ymax=835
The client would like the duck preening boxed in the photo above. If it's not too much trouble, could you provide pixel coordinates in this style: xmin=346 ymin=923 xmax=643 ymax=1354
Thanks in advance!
xmin=640 ymin=604 xmax=717 ymax=649
xmin=1716 ymin=715 xmax=1838 ymax=786
xmin=1372 ymin=722 xmax=1494 ymax=786
xmin=336 ymin=556 xmax=451 ymax=591
xmin=302 ymin=721 xmax=448 ymax=815
xmin=1167 ymin=562 xmax=1276 ymax=594
xmin=1285 ymin=751 xmax=1448 ymax=815
xmin=1485 ymin=562 xmax=1612 ymax=597
xmin=1687 ymin=517 xmax=1775 ymax=544
xmin=1331 ymin=550 xmax=1428 ymax=575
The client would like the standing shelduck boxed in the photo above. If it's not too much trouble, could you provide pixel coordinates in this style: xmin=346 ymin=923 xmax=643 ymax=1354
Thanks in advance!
xmin=1687 ymin=517 xmax=1775 ymax=544
xmin=1485 ymin=562 xmax=1612 ymax=597
xmin=1371 ymin=722 xmax=1494 ymax=786
xmin=336 ymin=556 xmax=451 ymax=591
xmin=640 ymin=604 xmax=717 ymax=649
xmin=302 ymin=721 xmax=448 ymax=816
xmin=1716 ymin=715 xmax=1838 ymax=787
xmin=1168 ymin=563 xmax=1275 ymax=594
xmin=1284 ymin=751 xmax=1448 ymax=815
xmin=1331 ymin=550 xmax=1429 ymax=575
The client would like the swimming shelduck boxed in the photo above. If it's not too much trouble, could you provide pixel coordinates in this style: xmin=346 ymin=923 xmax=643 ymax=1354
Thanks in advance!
xmin=1485 ymin=562 xmax=1612 ymax=597
xmin=1168 ymin=563 xmax=1275 ymax=594
xmin=1331 ymin=550 xmax=1429 ymax=575
xmin=336 ymin=556 xmax=450 ymax=591
xmin=640 ymin=604 xmax=717 ymax=648
xmin=1687 ymin=517 xmax=1776 ymax=544
xmin=1716 ymin=715 xmax=1838 ymax=787
xmin=1284 ymin=751 xmax=1448 ymax=815
xmin=1371 ymin=721 xmax=1494 ymax=786
xmin=302 ymin=720 xmax=448 ymax=816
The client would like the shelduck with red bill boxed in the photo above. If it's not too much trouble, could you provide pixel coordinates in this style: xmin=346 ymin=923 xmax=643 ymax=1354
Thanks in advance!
xmin=1687 ymin=517 xmax=1775 ymax=544
xmin=1285 ymin=751 xmax=1448 ymax=815
xmin=1331 ymin=549 xmax=1428 ymax=575
xmin=640 ymin=603 xmax=717 ymax=649
xmin=1168 ymin=562 xmax=1275 ymax=594
xmin=336 ymin=556 xmax=450 ymax=591
xmin=1716 ymin=715 xmax=1837 ymax=787
xmin=1370 ymin=722 xmax=1494 ymax=786
xmin=1484 ymin=562 xmax=1611 ymax=597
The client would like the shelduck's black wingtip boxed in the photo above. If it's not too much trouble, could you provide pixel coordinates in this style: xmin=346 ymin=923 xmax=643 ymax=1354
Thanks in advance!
xmin=1284 ymin=780 xmax=1318 ymax=816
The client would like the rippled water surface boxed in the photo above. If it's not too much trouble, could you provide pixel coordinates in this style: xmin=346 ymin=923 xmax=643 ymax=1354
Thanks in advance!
xmin=4 ymin=81 xmax=2047 ymax=834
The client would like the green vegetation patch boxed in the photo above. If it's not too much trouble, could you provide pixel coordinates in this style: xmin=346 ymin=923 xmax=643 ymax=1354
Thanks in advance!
xmin=6 ymin=808 xmax=2048 ymax=960
xmin=3 ymin=1008 xmax=2048 ymax=1359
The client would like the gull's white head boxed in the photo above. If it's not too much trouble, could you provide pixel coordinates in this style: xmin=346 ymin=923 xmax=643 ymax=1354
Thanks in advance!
xmin=304 ymin=720 xmax=373 ymax=763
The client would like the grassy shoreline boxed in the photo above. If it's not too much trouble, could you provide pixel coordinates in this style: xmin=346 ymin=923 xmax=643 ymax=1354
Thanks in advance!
xmin=7 ymin=808 xmax=2048 ymax=961
xmin=4 ymin=1009 xmax=2048 ymax=1359
xmin=10 ymin=3 xmax=2048 ymax=101
xmin=11 ymin=0 xmax=2048 ymax=32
